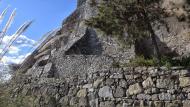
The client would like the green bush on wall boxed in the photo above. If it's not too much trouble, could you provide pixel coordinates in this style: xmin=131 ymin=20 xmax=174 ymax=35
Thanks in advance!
xmin=123 ymin=56 xmax=190 ymax=68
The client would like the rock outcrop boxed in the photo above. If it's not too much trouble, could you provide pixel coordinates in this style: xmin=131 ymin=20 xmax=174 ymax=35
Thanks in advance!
xmin=136 ymin=0 xmax=190 ymax=57
xmin=19 ymin=0 xmax=135 ymax=78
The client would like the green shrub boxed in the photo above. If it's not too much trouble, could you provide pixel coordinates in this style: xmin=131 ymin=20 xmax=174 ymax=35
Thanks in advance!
xmin=0 ymin=84 xmax=35 ymax=107
xmin=86 ymin=0 xmax=162 ymax=48
xmin=127 ymin=56 xmax=157 ymax=67
xmin=125 ymin=56 xmax=190 ymax=68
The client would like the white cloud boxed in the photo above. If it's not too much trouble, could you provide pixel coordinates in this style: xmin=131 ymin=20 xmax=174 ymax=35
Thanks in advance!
xmin=1 ymin=52 xmax=31 ymax=64
xmin=0 ymin=46 xmax=20 ymax=55
xmin=3 ymin=35 xmax=36 ymax=47
xmin=2 ymin=55 xmax=24 ymax=64
xmin=2 ymin=35 xmax=11 ymax=44
xmin=0 ymin=35 xmax=36 ymax=64
xmin=19 ymin=35 xmax=36 ymax=43
xmin=1 ymin=35 xmax=36 ymax=54
xmin=8 ymin=46 xmax=20 ymax=54
xmin=15 ymin=35 xmax=36 ymax=47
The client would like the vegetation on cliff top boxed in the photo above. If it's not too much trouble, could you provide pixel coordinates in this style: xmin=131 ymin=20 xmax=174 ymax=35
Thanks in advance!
xmin=86 ymin=0 xmax=165 ymax=65
xmin=86 ymin=0 xmax=190 ymax=68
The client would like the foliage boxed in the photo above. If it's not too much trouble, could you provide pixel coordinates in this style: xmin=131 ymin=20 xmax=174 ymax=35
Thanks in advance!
xmin=86 ymin=0 xmax=163 ymax=47
xmin=123 ymin=56 xmax=190 ymax=68
xmin=0 ymin=84 xmax=35 ymax=107
xmin=127 ymin=56 xmax=157 ymax=67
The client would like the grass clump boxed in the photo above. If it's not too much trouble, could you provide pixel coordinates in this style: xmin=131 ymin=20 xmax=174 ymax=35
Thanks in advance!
xmin=128 ymin=56 xmax=190 ymax=68
xmin=0 ymin=84 xmax=35 ymax=107
xmin=128 ymin=56 xmax=157 ymax=67
xmin=117 ymin=55 xmax=190 ymax=69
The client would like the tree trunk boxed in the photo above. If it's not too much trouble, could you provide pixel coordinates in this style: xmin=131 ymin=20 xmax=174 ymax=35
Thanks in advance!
xmin=148 ymin=23 xmax=162 ymax=64
xmin=142 ymin=9 xmax=162 ymax=65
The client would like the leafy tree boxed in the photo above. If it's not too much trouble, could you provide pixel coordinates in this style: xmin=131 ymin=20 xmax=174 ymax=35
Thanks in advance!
xmin=86 ymin=0 xmax=166 ymax=65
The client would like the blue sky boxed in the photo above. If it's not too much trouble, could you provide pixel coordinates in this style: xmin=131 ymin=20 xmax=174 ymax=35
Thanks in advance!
xmin=0 ymin=0 xmax=77 ymax=64
xmin=0 ymin=0 xmax=77 ymax=40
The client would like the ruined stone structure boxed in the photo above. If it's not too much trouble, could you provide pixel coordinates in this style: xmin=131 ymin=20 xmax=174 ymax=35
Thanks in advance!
xmin=10 ymin=0 xmax=190 ymax=107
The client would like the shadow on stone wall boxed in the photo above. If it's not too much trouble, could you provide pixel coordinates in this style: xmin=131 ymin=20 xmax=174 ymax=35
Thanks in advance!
xmin=135 ymin=36 xmax=179 ymax=58
xmin=65 ymin=28 xmax=103 ymax=55
xmin=187 ymin=0 xmax=190 ymax=5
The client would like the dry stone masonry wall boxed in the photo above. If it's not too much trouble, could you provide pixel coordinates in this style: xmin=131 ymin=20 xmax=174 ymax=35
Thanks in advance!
xmin=13 ymin=67 xmax=190 ymax=107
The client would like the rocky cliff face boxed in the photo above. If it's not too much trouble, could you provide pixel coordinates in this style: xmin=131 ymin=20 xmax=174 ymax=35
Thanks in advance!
xmin=18 ymin=0 xmax=134 ymax=78
xmin=145 ymin=0 xmax=190 ymax=57
xmin=9 ymin=0 xmax=190 ymax=107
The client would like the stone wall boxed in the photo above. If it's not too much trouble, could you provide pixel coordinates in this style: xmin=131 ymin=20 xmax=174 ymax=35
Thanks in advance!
xmin=13 ymin=67 xmax=190 ymax=107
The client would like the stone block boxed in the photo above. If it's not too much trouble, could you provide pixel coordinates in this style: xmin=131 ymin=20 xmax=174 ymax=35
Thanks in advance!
xmin=114 ymin=87 xmax=125 ymax=98
xmin=128 ymin=83 xmax=143 ymax=95
xmin=98 ymin=86 xmax=113 ymax=98
xmin=158 ymin=93 xmax=174 ymax=101
xmin=142 ymin=77 xmax=154 ymax=89
xmin=93 ymin=78 xmax=104 ymax=88
xmin=119 ymin=79 xmax=128 ymax=88
xmin=156 ymin=78 xmax=175 ymax=89
xmin=77 ymin=89 xmax=87 ymax=97
xmin=179 ymin=77 xmax=190 ymax=87
xmin=100 ymin=101 xmax=115 ymax=107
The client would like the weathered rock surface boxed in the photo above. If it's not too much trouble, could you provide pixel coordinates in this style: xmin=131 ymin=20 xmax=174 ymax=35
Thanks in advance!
xmin=77 ymin=89 xmax=87 ymax=97
xmin=156 ymin=78 xmax=175 ymax=89
xmin=142 ymin=77 xmax=154 ymax=89
xmin=114 ymin=87 xmax=125 ymax=98
xmin=179 ymin=77 xmax=190 ymax=87
xmin=98 ymin=86 xmax=113 ymax=98
xmin=128 ymin=83 xmax=143 ymax=95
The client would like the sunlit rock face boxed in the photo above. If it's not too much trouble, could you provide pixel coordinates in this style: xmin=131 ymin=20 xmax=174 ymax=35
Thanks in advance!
xmin=136 ymin=0 xmax=190 ymax=57
xmin=156 ymin=0 xmax=190 ymax=57
xmin=19 ymin=0 xmax=135 ymax=78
